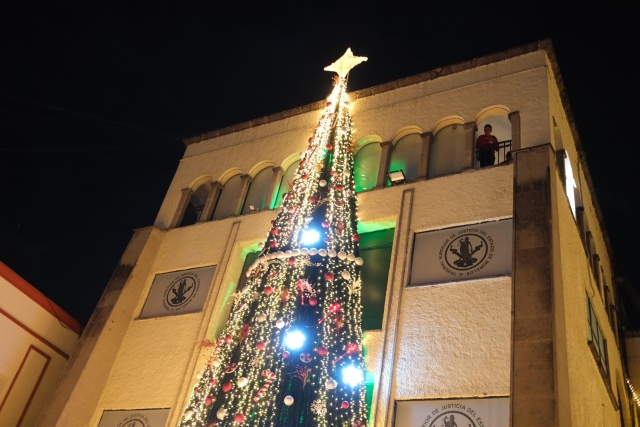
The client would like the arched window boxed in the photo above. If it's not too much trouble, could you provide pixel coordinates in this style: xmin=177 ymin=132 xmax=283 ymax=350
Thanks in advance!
xmin=428 ymin=124 xmax=466 ymax=178
xmin=475 ymin=114 xmax=512 ymax=167
xmin=388 ymin=133 xmax=422 ymax=185
xmin=180 ymin=183 xmax=211 ymax=227
xmin=274 ymin=160 xmax=300 ymax=208
xmin=354 ymin=143 xmax=381 ymax=192
xmin=212 ymin=174 xmax=243 ymax=220
xmin=242 ymin=168 xmax=273 ymax=214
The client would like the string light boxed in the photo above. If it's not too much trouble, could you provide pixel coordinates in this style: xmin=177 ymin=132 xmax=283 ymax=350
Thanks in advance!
xmin=178 ymin=73 xmax=368 ymax=427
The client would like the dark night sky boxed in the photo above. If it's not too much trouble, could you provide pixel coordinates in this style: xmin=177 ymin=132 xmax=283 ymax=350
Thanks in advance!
xmin=1 ymin=1 xmax=638 ymax=326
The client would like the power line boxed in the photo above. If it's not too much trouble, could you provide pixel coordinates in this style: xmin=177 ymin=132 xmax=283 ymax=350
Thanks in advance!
xmin=0 ymin=90 xmax=179 ymax=138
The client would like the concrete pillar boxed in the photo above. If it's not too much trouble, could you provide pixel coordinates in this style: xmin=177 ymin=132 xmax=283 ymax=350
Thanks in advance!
xmin=511 ymin=145 xmax=564 ymax=426
xmin=264 ymin=167 xmax=284 ymax=209
xmin=198 ymin=182 xmax=222 ymax=222
xmin=230 ymin=174 xmax=252 ymax=217
xmin=169 ymin=188 xmax=193 ymax=229
xmin=373 ymin=189 xmax=414 ymax=427
xmin=463 ymin=122 xmax=476 ymax=169
xmin=36 ymin=227 xmax=164 ymax=427
xmin=509 ymin=111 xmax=521 ymax=151
xmin=418 ymin=132 xmax=433 ymax=179
xmin=376 ymin=141 xmax=393 ymax=188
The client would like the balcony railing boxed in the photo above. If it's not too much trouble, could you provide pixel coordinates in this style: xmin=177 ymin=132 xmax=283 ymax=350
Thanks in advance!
xmin=476 ymin=139 xmax=512 ymax=167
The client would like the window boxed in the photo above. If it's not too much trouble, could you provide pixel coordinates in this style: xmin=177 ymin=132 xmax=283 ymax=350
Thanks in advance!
xmin=354 ymin=143 xmax=381 ymax=192
xmin=587 ymin=295 xmax=608 ymax=375
xmin=428 ymin=124 xmax=466 ymax=178
xmin=475 ymin=114 xmax=512 ymax=167
xmin=212 ymin=174 xmax=243 ymax=220
xmin=180 ymin=183 xmax=211 ymax=226
xmin=563 ymin=153 xmax=578 ymax=217
xmin=359 ymin=228 xmax=394 ymax=330
xmin=274 ymin=160 xmax=300 ymax=208
xmin=388 ymin=133 xmax=422 ymax=185
xmin=242 ymin=168 xmax=273 ymax=214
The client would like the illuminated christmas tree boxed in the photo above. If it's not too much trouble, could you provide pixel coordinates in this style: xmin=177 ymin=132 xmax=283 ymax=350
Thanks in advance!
xmin=179 ymin=49 xmax=369 ymax=427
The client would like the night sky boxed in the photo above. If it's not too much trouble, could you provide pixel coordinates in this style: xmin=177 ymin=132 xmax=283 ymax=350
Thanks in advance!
xmin=1 ymin=1 xmax=637 ymax=326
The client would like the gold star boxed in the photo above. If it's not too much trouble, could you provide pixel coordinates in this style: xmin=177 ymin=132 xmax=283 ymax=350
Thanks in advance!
xmin=324 ymin=48 xmax=368 ymax=77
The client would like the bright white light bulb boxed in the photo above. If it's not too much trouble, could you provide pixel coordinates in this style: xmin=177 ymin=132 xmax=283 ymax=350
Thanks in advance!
xmin=284 ymin=330 xmax=305 ymax=350
xmin=342 ymin=365 xmax=364 ymax=387
xmin=301 ymin=229 xmax=320 ymax=245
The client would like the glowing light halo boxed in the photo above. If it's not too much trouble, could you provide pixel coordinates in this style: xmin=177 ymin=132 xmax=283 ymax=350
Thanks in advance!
xmin=284 ymin=330 xmax=306 ymax=350
xmin=301 ymin=229 xmax=320 ymax=245
xmin=342 ymin=365 xmax=364 ymax=387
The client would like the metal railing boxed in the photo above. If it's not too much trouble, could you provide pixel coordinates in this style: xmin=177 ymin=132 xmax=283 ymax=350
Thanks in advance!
xmin=476 ymin=139 xmax=512 ymax=167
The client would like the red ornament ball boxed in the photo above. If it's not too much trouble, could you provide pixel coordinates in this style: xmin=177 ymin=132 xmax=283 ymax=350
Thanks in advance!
xmin=317 ymin=346 xmax=328 ymax=356
xmin=269 ymin=240 xmax=277 ymax=248
xmin=299 ymin=160 xmax=306 ymax=167
xmin=309 ymin=196 xmax=318 ymax=204
xmin=222 ymin=382 xmax=232 ymax=392
xmin=210 ymin=379 xmax=216 ymax=385
xmin=205 ymin=395 xmax=214 ymax=405
xmin=256 ymin=341 xmax=266 ymax=350
xmin=308 ymin=137 xmax=315 ymax=143
xmin=324 ymin=272 xmax=335 ymax=281
xmin=326 ymin=102 xmax=332 ymax=107
xmin=195 ymin=387 xmax=200 ymax=393
xmin=270 ymin=220 xmax=275 ymax=225
xmin=352 ymin=233 xmax=361 ymax=242
xmin=282 ymin=350 xmax=290 ymax=359
xmin=321 ymin=220 xmax=330 ymax=228
xmin=336 ymin=185 xmax=344 ymax=191
xmin=288 ymin=257 xmax=296 ymax=265
xmin=329 ymin=171 xmax=335 ymax=176
xmin=341 ymin=401 xmax=350 ymax=409
xmin=309 ymin=297 xmax=318 ymax=306
xmin=224 ymin=334 xmax=233 ymax=343
xmin=234 ymin=413 xmax=245 ymax=423
xmin=264 ymin=286 xmax=273 ymax=295
xmin=270 ymin=228 xmax=279 ymax=235
xmin=326 ymin=144 xmax=333 ymax=150
xmin=301 ymin=174 xmax=309 ymax=180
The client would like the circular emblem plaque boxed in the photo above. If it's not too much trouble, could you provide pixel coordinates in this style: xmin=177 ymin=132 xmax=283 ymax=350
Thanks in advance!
xmin=164 ymin=275 xmax=198 ymax=308
xmin=444 ymin=233 xmax=488 ymax=271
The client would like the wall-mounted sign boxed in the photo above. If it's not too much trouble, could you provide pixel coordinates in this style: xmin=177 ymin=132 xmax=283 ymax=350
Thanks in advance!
xmin=410 ymin=219 xmax=512 ymax=286
xmin=395 ymin=397 xmax=509 ymax=427
xmin=140 ymin=265 xmax=216 ymax=319
xmin=97 ymin=408 xmax=170 ymax=427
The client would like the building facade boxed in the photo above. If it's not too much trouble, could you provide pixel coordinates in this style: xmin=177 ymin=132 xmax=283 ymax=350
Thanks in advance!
xmin=0 ymin=261 xmax=81 ymax=427
xmin=38 ymin=40 xmax=639 ymax=427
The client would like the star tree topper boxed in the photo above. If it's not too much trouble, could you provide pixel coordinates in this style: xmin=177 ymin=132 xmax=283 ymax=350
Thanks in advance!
xmin=324 ymin=48 xmax=368 ymax=77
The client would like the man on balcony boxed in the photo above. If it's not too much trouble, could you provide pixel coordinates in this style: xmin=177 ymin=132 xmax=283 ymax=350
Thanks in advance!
xmin=476 ymin=124 xmax=500 ymax=167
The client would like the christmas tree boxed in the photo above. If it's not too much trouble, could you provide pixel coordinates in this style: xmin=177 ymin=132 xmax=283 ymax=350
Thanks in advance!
xmin=179 ymin=49 xmax=369 ymax=427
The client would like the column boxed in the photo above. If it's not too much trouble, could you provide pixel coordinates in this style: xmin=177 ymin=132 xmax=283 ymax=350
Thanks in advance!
xmin=511 ymin=145 xmax=561 ymax=426
xmin=169 ymin=188 xmax=193 ymax=229
xmin=418 ymin=132 xmax=433 ymax=179
xmin=463 ymin=122 xmax=476 ymax=169
xmin=376 ymin=141 xmax=393 ymax=188
xmin=509 ymin=111 xmax=521 ymax=151
xmin=264 ymin=167 xmax=284 ymax=209
xmin=230 ymin=174 xmax=252 ymax=217
xmin=198 ymin=182 xmax=222 ymax=222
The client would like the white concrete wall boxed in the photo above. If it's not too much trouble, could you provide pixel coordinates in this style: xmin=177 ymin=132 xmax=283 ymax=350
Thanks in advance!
xmin=155 ymin=50 xmax=548 ymax=229
xmin=0 ymin=273 xmax=79 ymax=427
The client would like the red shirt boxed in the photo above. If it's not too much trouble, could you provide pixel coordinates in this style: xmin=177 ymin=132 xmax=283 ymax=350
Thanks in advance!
xmin=476 ymin=134 xmax=499 ymax=151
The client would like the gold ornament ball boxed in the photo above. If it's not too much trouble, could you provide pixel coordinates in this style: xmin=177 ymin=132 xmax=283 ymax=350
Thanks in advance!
xmin=284 ymin=395 xmax=295 ymax=406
